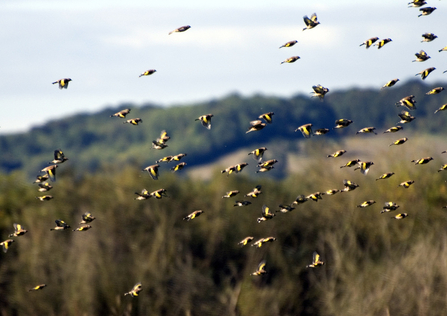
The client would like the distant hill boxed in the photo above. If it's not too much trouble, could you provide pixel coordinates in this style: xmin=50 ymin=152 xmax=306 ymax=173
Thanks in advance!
xmin=1 ymin=79 xmax=446 ymax=177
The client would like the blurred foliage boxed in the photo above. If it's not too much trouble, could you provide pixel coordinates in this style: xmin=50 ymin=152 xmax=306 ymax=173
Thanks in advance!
xmin=0 ymin=148 xmax=447 ymax=315
xmin=1 ymin=80 xmax=446 ymax=179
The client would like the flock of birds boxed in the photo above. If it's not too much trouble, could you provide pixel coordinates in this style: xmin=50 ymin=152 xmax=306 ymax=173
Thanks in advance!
xmin=1 ymin=0 xmax=447 ymax=298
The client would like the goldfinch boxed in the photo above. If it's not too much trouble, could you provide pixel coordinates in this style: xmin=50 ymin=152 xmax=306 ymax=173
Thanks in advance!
xmin=73 ymin=225 xmax=92 ymax=232
xmin=415 ymin=67 xmax=435 ymax=80
xmin=123 ymin=118 xmax=143 ymax=125
xmin=168 ymin=25 xmax=191 ymax=35
xmin=52 ymin=78 xmax=71 ymax=89
xmin=28 ymin=284 xmax=47 ymax=292
xmin=412 ymin=50 xmax=430 ymax=62
xmin=0 ymin=239 xmax=14 ymax=253
xmin=183 ymin=210 xmax=203 ymax=221
xmin=376 ymin=172 xmax=394 ymax=180
xmin=50 ymin=219 xmax=70 ymax=231
xmin=258 ymin=112 xmax=274 ymax=124
xmin=360 ymin=37 xmax=379 ymax=49
xmin=357 ymin=200 xmax=376 ymax=208
xmin=248 ymin=147 xmax=267 ymax=162
xmin=41 ymin=165 xmax=58 ymax=182
xmin=381 ymin=79 xmax=399 ymax=89
xmin=251 ymin=261 xmax=267 ymax=276
xmin=143 ymin=164 xmax=160 ymax=180
xmin=238 ymin=237 xmax=254 ymax=246
xmin=80 ymin=212 xmax=96 ymax=224
xmin=9 ymin=223 xmax=28 ymax=237
xmin=384 ymin=126 xmax=403 ymax=133
xmin=306 ymin=251 xmax=324 ymax=268
xmin=399 ymin=180 xmax=415 ymax=188
xmin=279 ymin=40 xmax=297 ymax=48
xmin=280 ymin=56 xmax=300 ymax=64
xmin=222 ymin=190 xmax=240 ymax=198
xmin=171 ymin=162 xmax=187 ymax=172
xmin=354 ymin=161 xmax=374 ymax=175
xmin=302 ymin=13 xmax=320 ymax=31
xmin=295 ymin=123 xmax=312 ymax=138
xmin=110 ymin=109 xmax=131 ymax=118
xmin=411 ymin=157 xmax=433 ymax=165
xmin=196 ymin=114 xmax=213 ymax=130
xmin=246 ymin=120 xmax=266 ymax=133
xmin=124 ymin=283 xmax=142 ymax=297
xmin=139 ymin=69 xmax=156 ymax=77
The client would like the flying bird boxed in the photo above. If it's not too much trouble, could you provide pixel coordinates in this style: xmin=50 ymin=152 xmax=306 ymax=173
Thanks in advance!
xmin=222 ymin=190 xmax=240 ymax=198
xmin=171 ymin=162 xmax=187 ymax=172
xmin=123 ymin=118 xmax=143 ymax=125
xmin=381 ymin=79 xmax=399 ymax=89
xmin=313 ymin=128 xmax=330 ymax=135
xmin=408 ymin=0 xmax=426 ymax=7
xmin=342 ymin=179 xmax=359 ymax=192
xmin=195 ymin=114 xmax=213 ymax=130
xmin=245 ymin=185 xmax=262 ymax=198
xmin=357 ymin=200 xmax=376 ymax=208
xmin=279 ymin=40 xmax=297 ymax=48
xmin=384 ymin=126 xmax=403 ymax=133
xmin=276 ymin=204 xmax=295 ymax=213
xmin=110 ymin=108 xmax=131 ymax=118
xmin=418 ymin=7 xmax=436 ymax=17
xmin=411 ymin=157 xmax=433 ymax=165
xmin=426 ymin=87 xmax=444 ymax=95
xmin=415 ymin=67 xmax=435 ymax=80
xmin=389 ymin=137 xmax=408 ymax=146
xmin=38 ymin=183 xmax=52 ymax=192
xmin=251 ymin=261 xmax=267 ymax=276
xmin=356 ymin=127 xmax=377 ymax=135
xmin=139 ymin=69 xmax=156 ymax=77
xmin=438 ymin=164 xmax=447 ymax=172
xmin=156 ymin=156 xmax=173 ymax=164
xmin=327 ymin=150 xmax=346 ymax=158
xmin=73 ymin=225 xmax=92 ymax=232
xmin=33 ymin=174 xmax=49 ymax=183
xmin=292 ymin=194 xmax=308 ymax=205
xmin=151 ymin=140 xmax=168 ymax=150
xmin=396 ymin=95 xmax=417 ymax=110
xmin=399 ymin=180 xmax=415 ymax=188
xmin=9 ymin=223 xmax=28 ymax=237
xmin=434 ymin=104 xmax=447 ymax=114
xmin=246 ymin=120 xmax=266 ymax=133
xmin=234 ymin=163 xmax=249 ymax=173
xmin=41 ymin=165 xmax=58 ymax=182
xmin=306 ymin=251 xmax=324 ymax=268
xmin=354 ymin=161 xmax=374 ymax=175
xmin=280 ymin=56 xmax=300 ymax=64
xmin=439 ymin=46 xmax=447 ymax=53
xmin=124 ymin=283 xmax=143 ymax=297
xmin=80 ymin=212 xmax=96 ymax=224
xmin=49 ymin=149 xmax=68 ymax=164
xmin=28 ymin=284 xmax=47 ymax=292
xmin=307 ymin=192 xmax=323 ymax=202
xmin=157 ymin=130 xmax=170 ymax=143
xmin=183 ymin=210 xmax=203 ymax=221
xmin=50 ymin=219 xmax=70 ymax=231
xmin=135 ymin=189 xmax=151 ymax=200
xmin=248 ymin=147 xmax=267 ymax=162
xmin=150 ymin=188 xmax=167 ymax=199
xmin=257 ymin=205 xmax=275 ymax=223
xmin=376 ymin=172 xmax=394 ymax=180
xmin=171 ymin=153 xmax=187 ymax=161
xmin=340 ymin=159 xmax=360 ymax=168
xmin=392 ymin=213 xmax=408 ymax=219
xmin=412 ymin=50 xmax=431 ymax=62
xmin=397 ymin=111 xmax=416 ymax=124
xmin=302 ymin=13 xmax=320 ymax=31
xmin=360 ymin=37 xmax=379 ymax=49
xmin=36 ymin=195 xmax=53 ymax=201
xmin=295 ymin=123 xmax=313 ymax=138
xmin=0 ymin=239 xmax=14 ymax=253
xmin=324 ymin=189 xmax=340 ymax=195
xmin=221 ymin=165 xmax=236 ymax=176
xmin=258 ymin=112 xmax=274 ymax=124
xmin=252 ymin=237 xmax=276 ymax=248
xmin=421 ymin=33 xmax=437 ymax=42
xmin=382 ymin=202 xmax=400 ymax=213
xmin=256 ymin=165 xmax=274 ymax=173
xmin=234 ymin=201 xmax=252 ymax=207
xmin=143 ymin=164 xmax=160 ymax=180
xmin=238 ymin=237 xmax=254 ymax=246
xmin=375 ymin=38 xmax=392 ymax=49
xmin=334 ymin=119 xmax=353 ymax=129
xmin=52 ymin=78 xmax=72 ymax=89
xmin=311 ymin=85 xmax=329 ymax=99
xmin=169 ymin=25 xmax=191 ymax=35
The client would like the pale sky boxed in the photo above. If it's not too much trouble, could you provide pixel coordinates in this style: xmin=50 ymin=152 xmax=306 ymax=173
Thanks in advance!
xmin=1 ymin=0 xmax=446 ymax=133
